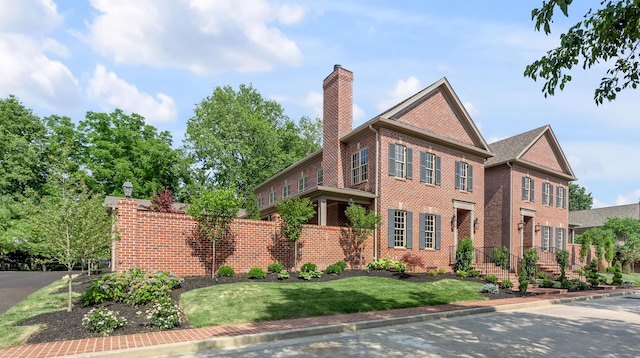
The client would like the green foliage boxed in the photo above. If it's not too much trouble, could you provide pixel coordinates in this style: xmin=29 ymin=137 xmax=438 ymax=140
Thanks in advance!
xmin=183 ymin=84 xmax=321 ymax=206
xmin=493 ymin=246 xmax=510 ymax=269
xmin=400 ymin=252 xmax=426 ymax=272
xmin=277 ymin=271 xmax=290 ymax=280
xmin=336 ymin=261 xmax=347 ymax=270
xmin=427 ymin=270 xmax=438 ymax=276
xmin=606 ymin=266 xmax=616 ymax=273
xmin=325 ymin=263 xmax=344 ymax=275
xmin=438 ymin=268 xmax=446 ymax=275
xmin=568 ymin=183 xmax=593 ymax=211
xmin=82 ymin=307 xmax=127 ymax=334
xmin=80 ymin=269 xmax=182 ymax=306
xmin=537 ymin=272 xmax=548 ymax=280
xmin=500 ymin=280 xmax=514 ymax=289
xmin=521 ymin=248 xmax=539 ymax=280
xmin=300 ymin=262 xmax=317 ymax=272
xmin=457 ymin=270 xmax=468 ymax=278
xmin=298 ymin=269 xmax=323 ymax=280
xmin=141 ymin=296 xmax=181 ymax=330
xmin=345 ymin=200 xmax=382 ymax=266
xmin=277 ymin=197 xmax=316 ymax=243
xmin=366 ymin=258 xmax=406 ymax=272
xmin=217 ymin=266 xmax=235 ymax=277
xmin=578 ymin=226 xmax=615 ymax=262
xmin=480 ymin=284 xmax=499 ymax=295
xmin=467 ymin=269 xmax=481 ymax=278
xmin=519 ymin=279 xmax=529 ymax=293
xmin=454 ymin=237 xmax=474 ymax=272
xmin=247 ymin=267 xmax=266 ymax=279
xmin=556 ymin=249 xmax=570 ymax=281
xmin=526 ymin=0 xmax=640 ymax=104
xmin=485 ymin=275 xmax=498 ymax=284
xmin=267 ymin=262 xmax=284 ymax=273
xmin=541 ymin=279 xmax=557 ymax=288
xmin=587 ymin=259 xmax=600 ymax=287
xmin=612 ymin=261 xmax=624 ymax=286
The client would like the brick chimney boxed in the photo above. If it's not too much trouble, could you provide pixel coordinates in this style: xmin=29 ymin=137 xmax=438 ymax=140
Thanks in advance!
xmin=322 ymin=64 xmax=353 ymax=188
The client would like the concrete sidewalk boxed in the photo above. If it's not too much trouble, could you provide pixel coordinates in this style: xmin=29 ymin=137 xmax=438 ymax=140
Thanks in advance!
xmin=1 ymin=289 xmax=637 ymax=358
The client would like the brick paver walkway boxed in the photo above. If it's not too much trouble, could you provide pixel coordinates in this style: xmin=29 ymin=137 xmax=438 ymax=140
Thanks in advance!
xmin=1 ymin=289 xmax=636 ymax=358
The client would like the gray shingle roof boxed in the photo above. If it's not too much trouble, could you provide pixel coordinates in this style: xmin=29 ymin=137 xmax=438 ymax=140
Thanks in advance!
xmin=485 ymin=125 xmax=548 ymax=167
xmin=569 ymin=203 xmax=640 ymax=228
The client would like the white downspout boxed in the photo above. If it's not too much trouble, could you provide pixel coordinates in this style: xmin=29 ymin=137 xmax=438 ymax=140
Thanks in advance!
xmin=369 ymin=124 xmax=380 ymax=261
xmin=507 ymin=161 xmax=514 ymax=265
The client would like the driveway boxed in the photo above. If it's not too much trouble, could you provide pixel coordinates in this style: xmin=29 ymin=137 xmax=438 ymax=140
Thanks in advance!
xmin=173 ymin=295 xmax=640 ymax=357
xmin=0 ymin=271 xmax=72 ymax=315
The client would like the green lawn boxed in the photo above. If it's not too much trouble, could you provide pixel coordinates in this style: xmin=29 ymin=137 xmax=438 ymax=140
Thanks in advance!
xmin=601 ymin=271 xmax=640 ymax=285
xmin=181 ymin=277 xmax=486 ymax=328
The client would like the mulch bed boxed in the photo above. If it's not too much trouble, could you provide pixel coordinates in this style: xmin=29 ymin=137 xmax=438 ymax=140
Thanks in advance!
xmin=17 ymin=270 xmax=529 ymax=344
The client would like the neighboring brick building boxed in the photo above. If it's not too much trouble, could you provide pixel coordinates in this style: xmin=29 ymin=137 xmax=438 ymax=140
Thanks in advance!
xmin=255 ymin=65 xmax=494 ymax=269
xmin=484 ymin=126 xmax=577 ymax=260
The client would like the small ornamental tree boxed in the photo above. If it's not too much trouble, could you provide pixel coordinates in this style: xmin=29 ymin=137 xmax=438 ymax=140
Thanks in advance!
xmin=586 ymin=258 xmax=600 ymax=287
xmin=612 ymin=261 xmax=624 ymax=286
xmin=555 ymin=249 xmax=570 ymax=282
xmin=521 ymin=248 xmax=539 ymax=281
xmin=344 ymin=200 xmax=381 ymax=268
xmin=186 ymin=188 xmax=240 ymax=277
xmin=454 ymin=237 xmax=474 ymax=272
xmin=141 ymin=188 xmax=184 ymax=213
xmin=276 ymin=197 xmax=315 ymax=271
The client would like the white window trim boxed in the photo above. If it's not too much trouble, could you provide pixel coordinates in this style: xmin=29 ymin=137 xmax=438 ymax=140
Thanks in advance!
xmin=269 ymin=191 xmax=276 ymax=205
xmin=351 ymin=148 xmax=368 ymax=184
xmin=298 ymin=177 xmax=308 ymax=192
xmin=317 ymin=169 xmax=323 ymax=186
xmin=282 ymin=184 xmax=290 ymax=198
xmin=424 ymin=214 xmax=435 ymax=249
xmin=394 ymin=145 xmax=406 ymax=179
xmin=459 ymin=162 xmax=468 ymax=191
xmin=524 ymin=177 xmax=533 ymax=202
xmin=394 ymin=210 xmax=407 ymax=248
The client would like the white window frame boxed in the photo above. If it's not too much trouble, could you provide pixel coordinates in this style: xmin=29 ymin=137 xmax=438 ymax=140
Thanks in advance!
xmin=557 ymin=186 xmax=565 ymax=208
xmin=394 ymin=144 xmax=406 ymax=178
xmin=317 ymin=169 xmax=323 ymax=186
xmin=351 ymin=148 xmax=368 ymax=184
xmin=269 ymin=191 xmax=276 ymax=205
xmin=542 ymin=226 xmax=551 ymax=251
xmin=257 ymin=196 xmax=263 ymax=208
xmin=394 ymin=210 xmax=407 ymax=248
xmin=543 ymin=182 xmax=551 ymax=205
xmin=424 ymin=214 xmax=435 ymax=249
xmin=282 ymin=184 xmax=290 ymax=198
xmin=524 ymin=177 xmax=533 ymax=202
xmin=557 ymin=228 xmax=565 ymax=250
xmin=298 ymin=177 xmax=308 ymax=192
xmin=424 ymin=152 xmax=434 ymax=184
xmin=459 ymin=162 xmax=469 ymax=191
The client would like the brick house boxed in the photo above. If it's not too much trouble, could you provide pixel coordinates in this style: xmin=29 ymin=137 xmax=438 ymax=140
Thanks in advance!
xmin=254 ymin=65 xmax=493 ymax=269
xmin=484 ymin=125 xmax=577 ymax=261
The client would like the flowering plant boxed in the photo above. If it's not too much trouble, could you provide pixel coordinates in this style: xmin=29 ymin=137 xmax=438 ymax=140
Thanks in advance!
xmin=82 ymin=307 xmax=127 ymax=334
xmin=139 ymin=296 xmax=181 ymax=330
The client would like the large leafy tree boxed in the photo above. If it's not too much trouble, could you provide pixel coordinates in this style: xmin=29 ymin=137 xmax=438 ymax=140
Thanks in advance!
xmin=183 ymin=84 xmax=321 ymax=208
xmin=0 ymin=95 xmax=48 ymax=198
xmin=525 ymin=0 xmax=640 ymax=104
xmin=569 ymin=182 xmax=593 ymax=211
xmin=78 ymin=109 xmax=183 ymax=199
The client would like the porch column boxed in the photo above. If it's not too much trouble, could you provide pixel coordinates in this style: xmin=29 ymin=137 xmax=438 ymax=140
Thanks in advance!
xmin=319 ymin=198 xmax=327 ymax=226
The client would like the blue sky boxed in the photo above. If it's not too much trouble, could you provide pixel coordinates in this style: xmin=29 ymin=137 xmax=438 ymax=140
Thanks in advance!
xmin=1 ymin=1 xmax=638 ymax=208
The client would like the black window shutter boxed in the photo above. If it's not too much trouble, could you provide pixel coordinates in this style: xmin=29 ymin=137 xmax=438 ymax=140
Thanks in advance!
xmin=549 ymin=185 xmax=554 ymax=206
xmin=563 ymin=228 xmax=567 ymax=249
xmin=435 ymin=156 xmax=441 ymax=186
xmin=522 ymin=177 xmax=527 ymax=200
xmin=530 ymin=179 xmax=535 ymax=202
xmin=420 ymin=152 xmax=426 ymax=183
xmin=419 ymin=213 xmax=426 ymax=249
xmin=563 ymin=188 xmax=567 ymax=208
xmin=435 ymin=215 xmax=441 ymax=250
xmin=455 ymin=161 xmax=461 ymax=190
xmin=549 ymin=226 xmax=554 ymax=251
xmin=406 ymin=147 xmax=413 ymax=180
xmin=467 ymin=164 xmax=473 ymax=192
xmin=556 ymin=186 xmax=560 ymax=207
xmin=406 ymin=211 xmax=413 ymax=249
xmin=388 ymin=143 xmax=395 ymax=176
xmin=388 ymin=209 xmax=395 ymax=248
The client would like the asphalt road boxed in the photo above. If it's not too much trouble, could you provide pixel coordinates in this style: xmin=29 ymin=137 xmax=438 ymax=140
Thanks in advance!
xmin=172 ymin=295 xmax=640 ymax=357
xmin=0 ymin=271 xmax=72 ymax=314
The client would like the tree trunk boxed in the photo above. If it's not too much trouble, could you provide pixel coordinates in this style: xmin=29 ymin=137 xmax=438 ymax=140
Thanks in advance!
xmin=294 ymin=241 xmax=298 ymax=272
xmin=67 ymin=265 xmax=73 ymax=312
xmin=212 ymin=239 xmax=216 ymax=278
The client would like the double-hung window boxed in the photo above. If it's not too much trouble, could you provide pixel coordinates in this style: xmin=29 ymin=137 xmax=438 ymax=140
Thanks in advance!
xmin=420 ymin=152 xmax=441 ymax=185
xmin=522 ymin=176 xmax=534 ymax=202
xmin=388 ymin=143 xmax=413 ymax=179
xmin=282 ymin=184 xmax=290 ymax=199
xmin=387 ymin=209 xmax=413 ymax=248
xmin=542 ymin=226 xmax=553 ymax=251
xmin=542 ymin=182 xmax=554 ymax=206
xmin=455 ymin=161 xmax=473 ymax=192
xmin=269 ymin=191 xmax=276 ymax=205
xmin=298 ymin=177 xmax=308 ymax=192
xmin=556 ymin=186 xmax=567 ymax=209
xmin=556 ymin=228 xmax=566 ymax=250
xmin=351 ymin=148 xmax=368 ymax=184
xmin=317 ymin=169 xmax=323 ymax=186
xmin=257 ymin=196 xmax=264 ymax=208
xmin=419 ymin=213 xmax=441 ymax=250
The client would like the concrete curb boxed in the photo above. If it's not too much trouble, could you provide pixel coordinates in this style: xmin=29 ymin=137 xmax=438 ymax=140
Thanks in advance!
xmin=77 ymin=290 xmax=639 ymax=358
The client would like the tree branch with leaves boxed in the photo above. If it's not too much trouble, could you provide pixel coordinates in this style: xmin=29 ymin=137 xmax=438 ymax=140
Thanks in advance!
xmin=344 ymin=200 xmax=381 ymax=268
xmin=276 ymin=197 xmax=316 ymax=271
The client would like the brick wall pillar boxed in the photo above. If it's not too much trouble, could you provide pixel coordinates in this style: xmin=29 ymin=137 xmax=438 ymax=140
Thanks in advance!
xmin=115 ymin=198 xmax=138 ymax=272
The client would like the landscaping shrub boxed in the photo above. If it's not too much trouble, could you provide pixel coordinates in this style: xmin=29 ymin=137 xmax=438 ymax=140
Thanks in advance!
xmin=468 ymin=269 xmax=481 ymax=278
xmin=560 ymin=279 xmax=571 ymax=289
xmin=366 ymin=258 xmax=406 ymax=272
xmin=586 ymin=259 xmax=600 ymax=287
xmin=576 ymin=280 xmax=588 ymax=290
xmin=574 ymin=268 xmax=585 ymax=276
xmin=401 ymin=252 xmax=425 ymax=271
xmin=427 ymin=269 xmax=438 ymax=276
xmin=217 ymin=265 xmax=235 ymax=277
xmin=299 ymin=270 xmax=323 ymax=280
xmin=493 ymin=246 xmax=510 ymax=269
xmin=556 ymin=249 xmax=570 ymax=281
xmin=500 ymin=280 xmax=514 ymax=289
xmin=457 ymin=270 xmax=468 ymax=278
xmin=521 ymin=248 xmax=539 ymax=280
xmin=485 ymin=275 xmax=498 ymax=284
xmin=519 ymin=280 xmax=528 ymax=292
xmin=437 ymin=268 xmax=446 ymax=275
xmin=277 ymin=271 xmax=290 ymax=280
xmin=480 ymin=284 xmax=500 ymax=295
xmin=537 ymin=272 xmax=548 ymax=280
xmin=612 ymin=261 xmax=624 ymax=286
xmin=267 ymin=262 xmax=284 ymax=273
xmin=541 ymin=279 xmax=556 ymax=288
xmin=300 ymin=262 xmax=317 ymax=272
xmin=454 ymin=237 xmax=474 ymax=272
xmin=336 ymin=261 xmax=348 ymax=271
xmin=247 ymin=267 xmax=266 ymax=279
xmin=325 ymin=263 xmax=344 ymax=275
xmin=142 ymin=296 xmax=181 ymax=330
xmin=606 ymin=266 xmax=616 ymax=273
xmin=82 ymin=307 xmax=127 ymax=334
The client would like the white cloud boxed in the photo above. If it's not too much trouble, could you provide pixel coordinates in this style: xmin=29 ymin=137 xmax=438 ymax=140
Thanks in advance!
xmin=376 ymin=76 xmax=422 ymax=111
xmin=592 ymin=198 xmax=610 ymax=209
xmin=88 ymin=65 xmax=177 ymax=123
xmin=303 ymin=91 xmax=323 ymax=118
xmin=462 ymin=101 xmax=480 ymax=118
xmin=615 ymin=190 xmax=640 ymax=206
xmin=564 ymin=141 xmax=640 ymax=182
xmin=86 ymin=0 xmax=304 ymax=74
xmin=353 ymin=104 xmax=366 ymax=126
xmin=0 ymin=0 xmax=62 ymax=35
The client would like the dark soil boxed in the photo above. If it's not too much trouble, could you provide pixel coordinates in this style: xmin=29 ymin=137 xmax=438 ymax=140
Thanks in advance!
xmin=17 ymin=270 xmax=529 ymax=345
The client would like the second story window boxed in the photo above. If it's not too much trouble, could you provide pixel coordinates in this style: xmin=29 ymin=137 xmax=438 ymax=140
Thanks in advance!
xmin=556 ymin=186 xmax=566 ymax=209
xmin=317 ymin=169 xmax=323 ymax=186
xmin=269 ymin=191 xmax=276 ymax=205
xmin=522 ymin=176 xmax=534 ymax=202
xmin=298 ymin=176 xmax=308 ymax=192
xmin=388 ymin=143 xmax=412 ymax=179
xmin=282 ymin=184 xmax=290 ymax=199
xmin=542 ymin=182 xmax=554 ymax=206
xmin=420 ymin=152 xmax=441 ymax=185
xmin=257 ymin=196 xmax=264 ymax=208
xmin=455 ymin=161 xmax=473 ymax=192
xmin=351 ymin=148 xmax=368 ymax=184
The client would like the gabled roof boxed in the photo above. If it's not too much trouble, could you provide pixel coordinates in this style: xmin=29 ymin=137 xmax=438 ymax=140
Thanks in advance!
xmin=570 ymin=203 xmax=640 ymax=228
xmin=485 ymin=125 xmax=576 ymax=181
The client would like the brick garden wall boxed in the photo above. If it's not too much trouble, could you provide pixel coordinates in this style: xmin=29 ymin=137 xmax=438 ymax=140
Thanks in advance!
xmin=114 ymin=198 xmax=372 ymax=277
